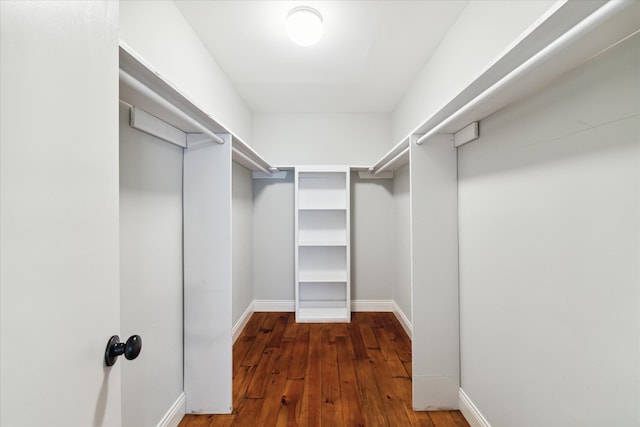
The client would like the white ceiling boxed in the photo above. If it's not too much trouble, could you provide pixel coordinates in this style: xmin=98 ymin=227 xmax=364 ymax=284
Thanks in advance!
xmin=173 ymin=0 xmax=468 ymax=114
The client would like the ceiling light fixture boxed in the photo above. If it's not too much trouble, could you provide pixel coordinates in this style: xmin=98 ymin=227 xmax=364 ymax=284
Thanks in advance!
xmin=286 ymin=6 xmax=323 ymax=46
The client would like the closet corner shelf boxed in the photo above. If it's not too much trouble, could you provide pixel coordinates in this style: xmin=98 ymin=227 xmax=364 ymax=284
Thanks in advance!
xmin=119 ymin=43 xmax=277 ymax=174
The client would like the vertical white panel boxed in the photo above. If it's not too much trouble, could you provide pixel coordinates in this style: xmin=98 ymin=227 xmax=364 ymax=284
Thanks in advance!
xmin=410 ymin=134 xmax=460 ymax=410
xmin=0 ymin=1 xmax=121 ymax=426
xmin=183 ymin=136 xmax=233 ymax=413
xmin=119 ymin=103 xmax=184 ymax=427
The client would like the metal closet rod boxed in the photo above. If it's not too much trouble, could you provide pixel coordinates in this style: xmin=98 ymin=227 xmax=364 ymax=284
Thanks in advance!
xmin=232 ymin=147 xmax=271 ymax=175
xmin=415 ymin=0 xmax=631 ymax=146
xmin=119 ymin=69 xmax=224 ymax=145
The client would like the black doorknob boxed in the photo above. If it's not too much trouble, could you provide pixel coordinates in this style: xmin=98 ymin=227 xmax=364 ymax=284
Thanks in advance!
xmin=104 ymin=334 xmax=142 ymax=366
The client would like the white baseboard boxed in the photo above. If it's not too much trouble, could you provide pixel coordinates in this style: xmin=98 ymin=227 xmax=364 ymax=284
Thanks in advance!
xmin=157 ymin=392 xmax=185 ymax=427
xmin=252 ymin=299 xmax=397 ymax=313
xmin=253 ymin=299 xmax=295 ymax=312
xmin=459 ymin=388 xmax=491 ymax=427
xmin=351 ymin=299 xmax=393 ymax=312
xmin=391 ymin=300 xmax=412 ymax=339
xmin=232 ymin=302 xmax=255 ymax=343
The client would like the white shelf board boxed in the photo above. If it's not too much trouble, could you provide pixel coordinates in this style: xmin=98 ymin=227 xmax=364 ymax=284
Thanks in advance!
xmin=298 ymin=271 xmax=348 ymax=283
xmin=299 ymin=241 xmax=347 ymax=247
xmin=296 ymin=307 xmax=350 ymax=323
xmin=119 ymin=43 xmax=277 ymax=173
xmin=298 ymin=207 xmax=347 ymax=211
xmin=411 ymin=1 xmax=638 ymax=141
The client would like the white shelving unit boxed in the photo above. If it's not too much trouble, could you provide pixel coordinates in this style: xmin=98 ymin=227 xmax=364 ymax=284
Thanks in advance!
xmin=295 ymin=166 xmax=351 ymax=323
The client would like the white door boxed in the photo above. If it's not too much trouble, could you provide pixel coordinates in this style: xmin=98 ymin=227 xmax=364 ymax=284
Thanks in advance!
xmin=0 ymin=2 xmax=122 ymax=426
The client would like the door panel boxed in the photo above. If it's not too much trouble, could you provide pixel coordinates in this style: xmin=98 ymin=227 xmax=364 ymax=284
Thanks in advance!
xmin=0 ymin=2 xmax=121 ymax=426
xmin=119 ymin=103 xmax=184 ymax=426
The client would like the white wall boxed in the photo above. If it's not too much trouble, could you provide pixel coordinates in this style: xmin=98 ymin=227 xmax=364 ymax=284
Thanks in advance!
xmin=252 ymin=113 xmax=392 ymax=166
xmin=119 ymin=1 xmax=253 ymax=143
xmin=392 ymin=164 xmax=411 ymax=322
xmin=458 ymin=34 xmax=640 ymax=426
xmin=253 ymin=174 xmax=295 ymax=303
xmin=0 ymin=2 xmax=121 ymax=426
xmin=119 ymin=103 xmax=184 ymax=427
xmin=351 ymin=173 xmax=394 ymax=303
xmin=232 ymin=163 xmax=254 ymax=325
xmin=252 ymin=113 xmax=395 ymax=306
xmin=391 ymin=0 xmax=557 ymax=143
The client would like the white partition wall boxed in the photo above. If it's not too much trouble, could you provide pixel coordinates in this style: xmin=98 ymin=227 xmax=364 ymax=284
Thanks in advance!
xmin=410 ymin=134 xmax=460 ymax=410
xmin=183 ymin=135 xmax=233 ymax=413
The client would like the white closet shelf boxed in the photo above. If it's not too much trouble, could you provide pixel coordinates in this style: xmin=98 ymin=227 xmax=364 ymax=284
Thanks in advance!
xmin=365 ymin=1 xmax=638 ymax=173
xmin=298 ymin=271 xmax=348 ymax=283
xmin=299 ymin=241 xmax=347 ymax=247
xmin=119 ymin=42 xmax=277 ymax=174
xmin=296 ymin=307 xmax=350 ymax=323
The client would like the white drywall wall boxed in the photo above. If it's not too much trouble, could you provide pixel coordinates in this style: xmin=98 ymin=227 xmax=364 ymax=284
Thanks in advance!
xmin=458 ymin=34 xmax=640 ymax=426
xmin=233 ymin=162 xmax=255 ymax=325
xmin=119 ymin=0 xmax=253 ymax=143
xmin=252 ymin=113 xmax=391 ymax=166
xmin=351 ymin=173 xmax=394 ymax=302
xmin=253 ymin=174 xmax=296 ymax=303
xmin=119 ymin=103 xmax=184 ymax=427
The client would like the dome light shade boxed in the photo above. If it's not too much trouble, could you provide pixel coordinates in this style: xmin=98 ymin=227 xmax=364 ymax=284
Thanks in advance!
xmin=286 ymin=6 xmax=323 ymax=46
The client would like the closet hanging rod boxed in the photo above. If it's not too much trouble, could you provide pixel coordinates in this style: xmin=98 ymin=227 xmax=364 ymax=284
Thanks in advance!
xmin=415 ymin=0 xmax=633 ymax=146
xmin=370 ymin=137 xmax=410 ymax=174
xmin=374 ymin=146 xmax=409 ymax=176
xmin=232 ymin=138 xmax=275 ymax=172
xmin=119 ymin=69 xmax=224 ymax=145
xmin=232 ymin=147 xmax=271 ymax=175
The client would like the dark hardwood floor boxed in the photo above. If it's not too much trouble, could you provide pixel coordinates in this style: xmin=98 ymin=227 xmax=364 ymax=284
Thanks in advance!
xmin=179 ymin=312 xmax=470 ymax=427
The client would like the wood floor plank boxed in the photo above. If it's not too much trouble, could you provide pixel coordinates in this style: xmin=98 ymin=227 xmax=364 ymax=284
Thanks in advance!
xmin=232 ymin=365 xmax=255 ymax=412
xmin=404 ymin=360 xmax=413 ymax=377
xmin=232 ymin=336 xmax=255 ymax=377
xmin=358 ymin=320 xmax=380 ymax=349
xmin=384 ymin=315 xmax=413 ymax=362
xmin=346 ymin=320 xmax=369 ymax=360
xmin=369 ymin=349 xmax=413 ymax=426
xmin=241 ymin=312 xmax=267 ymax=338
xmin=282 ymin=311 xmax=298 ymax=340
xmin=287 ymin=323 xmax=309 ymax=379
xmin=354 ymin=358 xmax=389 ymax=426
xmin=450 ymin=410 xmax=472 ymax=427
xmin=241 ymin=327 xmax=271 ymax=367
xmin=275 ymin=378 xmax=305 ymax=427
xmin=267 ymin=313 xmax=290 ymax=347
xmin=245 ymin=347 xmax=275 ymax=398
xmin=299 ymin=324 xmax=322 ymax=427
xmin=208 ymin=415 xmax=235 ymax=427
xmin=230 ymin=396 xmax=263 ymax=426
xmin=258 ymin=340 xmax=295 ymax=425
xmin=335 ymin=335 xmax=366 ymax=427
xmin=429 ymin=411 xmax=461 ymax=427
xmin=320 ymin=327 xmax=343 ymax=426
xmin=180 ymin=312 xmax=470 ymax=427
